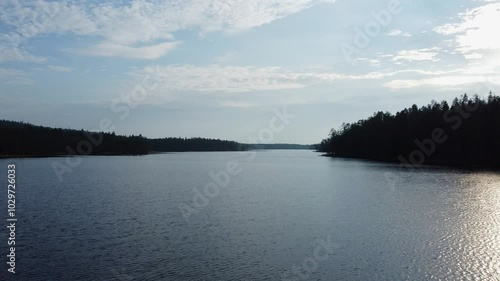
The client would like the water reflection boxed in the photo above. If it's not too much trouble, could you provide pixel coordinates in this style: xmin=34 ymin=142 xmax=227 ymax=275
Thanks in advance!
xmin=453 ymin=172 xmax=500 ymax=279
xmin=1 ymin=152 xmax=499 ymax=280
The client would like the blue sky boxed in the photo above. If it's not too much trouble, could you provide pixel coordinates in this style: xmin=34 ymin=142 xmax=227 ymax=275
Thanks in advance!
xmin=1 ymin=0 xmax=499 ymax=144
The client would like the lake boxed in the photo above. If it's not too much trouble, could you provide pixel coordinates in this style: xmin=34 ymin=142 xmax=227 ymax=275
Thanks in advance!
xmin=1 ymin=150 xmax=499 ymax=280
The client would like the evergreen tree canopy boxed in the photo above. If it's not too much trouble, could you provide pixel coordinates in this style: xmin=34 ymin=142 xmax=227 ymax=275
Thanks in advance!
xmin=317 ymin=93 xmax=500 ymax=167
xmin=0 ymin=120 xmax=248 ymax=156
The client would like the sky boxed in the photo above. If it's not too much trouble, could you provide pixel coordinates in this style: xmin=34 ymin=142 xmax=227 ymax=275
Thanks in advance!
xmin=1 ymin=0 xmax=500 ymax=144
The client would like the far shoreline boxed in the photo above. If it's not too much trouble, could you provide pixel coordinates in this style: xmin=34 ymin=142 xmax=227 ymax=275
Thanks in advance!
xmin=0 ymin=148 xmax=316 ymax=159
xmin=0 ymin=153 xmax=147 ymax=159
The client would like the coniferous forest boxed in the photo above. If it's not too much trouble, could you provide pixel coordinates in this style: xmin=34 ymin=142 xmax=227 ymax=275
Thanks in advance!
xmin=248 ymin=143 xmax=315 ymax=150
xmin=0 ymin=120 xmax=248 ymax=157
xmin=317 ymin=93 xmax=500 ymax=167
xmin=148 ymin=137 xmax=245 ymax=152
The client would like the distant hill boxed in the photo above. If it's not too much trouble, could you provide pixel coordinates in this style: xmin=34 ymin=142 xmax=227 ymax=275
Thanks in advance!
xmin=247 ymin=143 xmax=315 ymax=150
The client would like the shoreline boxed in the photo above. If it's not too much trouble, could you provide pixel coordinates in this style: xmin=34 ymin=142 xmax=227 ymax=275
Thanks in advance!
xmin=319 ymin=153 xmax=500 ymax=171
xmin=0 ymin=153 xmax=148 ymax=159
xmin=0 ymin=149 xmax=283 ymax=159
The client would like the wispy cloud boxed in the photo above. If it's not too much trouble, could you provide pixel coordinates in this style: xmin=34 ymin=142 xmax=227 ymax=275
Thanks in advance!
xmin=48 ymin=65 xmax=74 ymax=72
xmin=218 ymin=101 xmax=257 ymax=108
xmin=136 ymin=64 xmax=415 ymax=94
xmin=383 ymin=75 xmax=492 ymax=90
xmin=135 ymin=64 xmax=470 ymax=95
xmin=0 ymin=0 xmax=95 ymax=62
xmin=0 ymin=68 xmax=33 ymax=85
xmin=0 ymin=0 xmax=336 ymax=60
xmin=139 ymin=65 xmax=309 ymax=93
xmin=0 ymin=34 xmax=46 ymax=63
xmin=386 ymin=29 xmax=411 ymax=37
xmin=77 ymin=41 xmax=181 ymax=59
xmin=393 ymin=48 xmax=441 ymax=62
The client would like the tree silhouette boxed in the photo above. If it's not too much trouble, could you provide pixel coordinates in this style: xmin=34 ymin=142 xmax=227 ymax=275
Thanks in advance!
xmin=318 ymin=92 xmax=500 ymax=167
xmin=0 ymin=120 xmax=248 ymax=157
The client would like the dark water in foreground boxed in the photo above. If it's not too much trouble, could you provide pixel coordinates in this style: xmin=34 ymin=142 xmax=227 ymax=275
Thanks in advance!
xmin=1 ymin=150 xmax=499 ymax=280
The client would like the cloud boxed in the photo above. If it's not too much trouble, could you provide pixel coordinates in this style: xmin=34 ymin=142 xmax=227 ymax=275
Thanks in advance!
xmin=78 ymin=41 xmax=181 ymax=59
xmin=198 ymin=0 xmax=337 ymax=34
xmin=383 ymin=75 xmax=494 ymax=90
xmin=0 ymin=45 xmax=46 ymax=63
xmin=386 ymin=29 xmax=411 ymax=37
xmin=393 ymin=48 xmax=441 ymax=62
xmin=434 ymin=2 xmax=500 ymax=61
xmin=0 ymin=68 xmax=34 ymax=85
xmin=0 ymin=35 xmax=46 ymax=63
xmin=134 ymin=64 xmax=467 ymax=95
xmin=0 ymin=0 xmax=97 ymax=39
xmin=352 ymin=58 xmax=381 ymax=66
xmin=376 ymin=2 xmax=500 ymax=91
xmin=0 ymin=0 xmax=93 ymax=62
xmin=0 ymin=0 xmax=336 ymax=60
xmin=48 ymin=65 xmax=73 ymax=72
xmin=218 ymin=101 xmax=257 ymax=108
xmin=139 ymin=65 xmax=310 ymax=92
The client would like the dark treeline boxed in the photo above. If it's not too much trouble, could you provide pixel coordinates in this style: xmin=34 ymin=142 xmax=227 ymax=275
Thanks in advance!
xmin=249 ymin=143 xmax=315 ymax=150
xmin=0 ymin=120 xmax=149 ymax=156
xmin=318 ymin=93 xmax=500 ymax=167
xmin=148 ymin=138 xmax=247 ymax=152
xmin=0 ymin=120 xmax=247 ymax=157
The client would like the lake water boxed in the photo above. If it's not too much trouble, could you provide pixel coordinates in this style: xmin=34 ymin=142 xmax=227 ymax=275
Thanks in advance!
xmin=1 ymin=150 xmax=499 ymax=280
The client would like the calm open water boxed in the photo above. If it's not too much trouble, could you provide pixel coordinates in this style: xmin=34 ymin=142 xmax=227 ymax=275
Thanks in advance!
xmin=1 ymin=150 xmax=499 ymax=280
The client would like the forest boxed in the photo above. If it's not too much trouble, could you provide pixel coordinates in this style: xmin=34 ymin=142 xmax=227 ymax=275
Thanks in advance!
xmin=148 ymin=137 xmax=247 ymax=152
xmin=249 ymin=143 xmax=314 ymax=150
xmin=317 ymin=92 xmax=500 ymax=167
xmin=0 ymin=120 xmax=247 ymax=157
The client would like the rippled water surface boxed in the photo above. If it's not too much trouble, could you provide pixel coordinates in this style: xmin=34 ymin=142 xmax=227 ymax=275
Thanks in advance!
xmin=1 ymin=150 xmax=499 ymax=280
